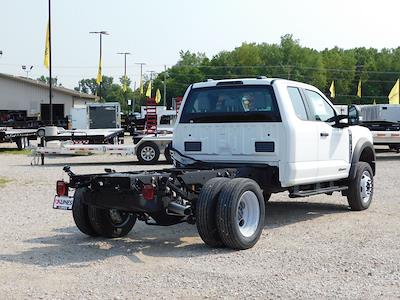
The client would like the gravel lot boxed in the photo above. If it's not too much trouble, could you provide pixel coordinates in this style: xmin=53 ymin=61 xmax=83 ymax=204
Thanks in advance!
xmin=0 ymin=143 xmax=399 ymax=299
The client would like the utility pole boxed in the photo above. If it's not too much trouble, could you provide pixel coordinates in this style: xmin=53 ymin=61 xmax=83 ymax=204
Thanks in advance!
xmin=90 ymin=31 xmax=109 ymax=101
xmin=117 ymin=52 xmax=131 ymax=112
xmin=136 ymin=62 xmax=146 ymax=92
xmin=117 ymin=52 xmax=131 ymax=80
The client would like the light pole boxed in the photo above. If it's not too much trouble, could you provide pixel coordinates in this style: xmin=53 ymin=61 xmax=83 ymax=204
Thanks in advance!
xmin=117 ymin=52 xmax=130 ymax=80
xmin=117 ymin=52 xmax=131 ymax=112
xmin=47 ymin=0 xmax=54 ymax=125
xmin=90 ymin=31 xmax=109 ymax=100
xmin=135 ymin=62 xmax=146 ymax=93
xmin=22 ymin=65 xmax=33 ymax=78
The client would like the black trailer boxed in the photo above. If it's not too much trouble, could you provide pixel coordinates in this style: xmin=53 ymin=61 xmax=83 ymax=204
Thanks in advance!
xmin=0 ymin=127 xmax=37 ymax=149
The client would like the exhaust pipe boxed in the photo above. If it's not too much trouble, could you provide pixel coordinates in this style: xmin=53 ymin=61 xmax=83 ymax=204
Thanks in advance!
xmin=167 ymin=202 xmax=192 ymax=216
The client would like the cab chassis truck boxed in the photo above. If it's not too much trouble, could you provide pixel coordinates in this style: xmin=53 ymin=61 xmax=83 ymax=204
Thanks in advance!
xmin=54 ymin=78 xmax=376 ymax=250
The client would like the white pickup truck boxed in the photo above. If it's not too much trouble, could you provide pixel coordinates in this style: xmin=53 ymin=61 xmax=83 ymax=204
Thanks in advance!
xmin=53 ymin=77 xmax=376 ymax=250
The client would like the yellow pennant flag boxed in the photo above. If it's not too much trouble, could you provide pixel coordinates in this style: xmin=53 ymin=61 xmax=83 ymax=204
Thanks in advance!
xmin=329 ymin=80 xmax=335 ymax=99
xmin=155 ymin=89 xmax=161 ymax=104
xmin=122 ymin=75 xmax=127 ymax=92
xmin=96 ymin=57 xmax=102 ymax=84
xmin=357 ymin=79 xmax=362 ymax=98
xmin=373 ymin=99 xmax=376 ymax=105
xmin=388 ymin=79 xmax=400 ymax=104
xmin=145 ymin=81 xmax=152 ymax=98
xmin=140 ymin=79 xmax=144 ymax=95
xmin=44 ymin=21 xmax=50 ymax=69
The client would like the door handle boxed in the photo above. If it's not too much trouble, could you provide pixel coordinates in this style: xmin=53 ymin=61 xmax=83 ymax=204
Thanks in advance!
xmin=320 ymin=132 xmax=329 ymax=137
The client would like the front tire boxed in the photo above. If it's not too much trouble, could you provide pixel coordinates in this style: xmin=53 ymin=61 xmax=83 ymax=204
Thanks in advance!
xmin=72 ymin=188 xmax=98 ymax=236
xmin=196 ymin=177 xmax=230 ymax=247
xmin=137 ymin=142 xmax=160 ymax=164
xmin=347 ymin=162 xmax=374 ymax=211
xmin=216 ymin=178 xmax=265 ymax=250
xmin=88 ymin=207 xmax=136 ymax=238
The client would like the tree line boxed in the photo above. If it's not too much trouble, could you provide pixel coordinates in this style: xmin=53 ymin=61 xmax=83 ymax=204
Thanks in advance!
xmin=72 ymin=34 xmax=400 ymax=112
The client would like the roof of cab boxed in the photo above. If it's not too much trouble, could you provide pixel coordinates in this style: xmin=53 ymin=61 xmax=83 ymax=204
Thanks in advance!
xmin=191 ymin=77 xmax=319 ymax=92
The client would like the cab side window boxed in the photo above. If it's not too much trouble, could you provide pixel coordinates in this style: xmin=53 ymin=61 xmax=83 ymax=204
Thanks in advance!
xmin=287 ymin=87 xmax=308 ymax=120
xmin=305 ymin=90 xmax=335 ymax=122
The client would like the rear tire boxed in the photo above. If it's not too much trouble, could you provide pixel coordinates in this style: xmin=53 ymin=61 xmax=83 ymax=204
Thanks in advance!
xmin=263 ymin=190 xmax=272 ymax=203
xmin=72 ymin=188 xmax=98 ymax=236
xmin=88 ymin=207 xmax=136 ymax=238
xmin=196 ymin=177 xmax=230 ymax=247
xmin=137 ymin=142 xmax=160 ymax=164
xmin=347 ymin=162 xmax=374 ymax=211
xmin=164 ymin=143 xmax=173 ymax=164
xmin=216 ymin=178 xmax=265 ymax=250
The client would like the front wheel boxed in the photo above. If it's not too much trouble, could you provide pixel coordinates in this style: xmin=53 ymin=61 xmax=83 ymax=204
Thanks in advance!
xmin=88 ymin=207 xmax=136 ymax=238
xmin=347 ymin=162 xmax=374 ymax=211
xmin=216 ymin=178 xmax=265 ymax=250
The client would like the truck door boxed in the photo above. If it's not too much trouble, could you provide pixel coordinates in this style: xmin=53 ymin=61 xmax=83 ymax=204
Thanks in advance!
xmin=304 ymin=90 xmax=350 ymax=182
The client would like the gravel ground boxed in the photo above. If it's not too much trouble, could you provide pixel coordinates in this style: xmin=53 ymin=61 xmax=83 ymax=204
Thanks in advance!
xmin=0 ymin=143 xmax=399 ymax=299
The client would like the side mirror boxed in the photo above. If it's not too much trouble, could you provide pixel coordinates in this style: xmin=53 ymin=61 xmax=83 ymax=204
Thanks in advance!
xmin=348 ymin=105 xmax=361 ymax=125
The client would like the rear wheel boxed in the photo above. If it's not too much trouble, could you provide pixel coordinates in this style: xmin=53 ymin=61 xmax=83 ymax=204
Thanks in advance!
xmin=137 ymin=142 xmax=160 ymax=164
xmin=88 ymin=207 xmax=136 ymax=238
xmin=196 ymin=177 xmax=230 ymax=247
xmin=216 ymin=178 xmax=265 ymax=250
xmin=164 ymin=143 xmax=173 ymax=164
xmin=347 ymin=162 xmax=374 ymax=211
xmin=72 ymin=188 xmax=98 ymax=236
xmin=263 ymin=190 xmax=272 ymax=203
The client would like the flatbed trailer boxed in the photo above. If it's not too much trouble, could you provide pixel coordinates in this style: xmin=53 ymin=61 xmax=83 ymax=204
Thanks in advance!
xmin=361 ymin=121 xmax=400 ymax=151
xmin=0 ymin=127 xmax=37 ymax=149
xmin=32 ymin=130 xmax=173 ymax=165
xmin=37 ymin=128 xmax=125 ymax=144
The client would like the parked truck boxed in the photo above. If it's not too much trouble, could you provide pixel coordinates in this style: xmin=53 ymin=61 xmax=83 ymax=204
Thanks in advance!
xmin=53 ymin=77 xmax=376 ymax=250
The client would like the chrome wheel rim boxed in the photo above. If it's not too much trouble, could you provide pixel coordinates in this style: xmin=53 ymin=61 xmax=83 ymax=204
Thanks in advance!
xmin=236 ymin=191 xmax=260 ymax=237
xmin=141 ymin=146 xmax=156 ymax=161
xmin=360 ymin=171 xmax=373 ymax=204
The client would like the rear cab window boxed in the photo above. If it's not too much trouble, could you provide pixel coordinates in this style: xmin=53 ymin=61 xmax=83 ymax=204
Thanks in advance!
xmin=180 ymin=85 xmax=281 ymax=123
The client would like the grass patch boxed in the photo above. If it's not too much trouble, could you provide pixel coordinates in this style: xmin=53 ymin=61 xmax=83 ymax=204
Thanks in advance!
xmin=0 ymin=148 xmax=32 ymax=155
xmin=0 ymin=177 xmax=11 ymax=187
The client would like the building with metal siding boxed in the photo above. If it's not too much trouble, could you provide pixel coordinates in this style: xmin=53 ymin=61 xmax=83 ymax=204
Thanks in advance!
xmin=0 ymin=73 xmax=97 ymax=124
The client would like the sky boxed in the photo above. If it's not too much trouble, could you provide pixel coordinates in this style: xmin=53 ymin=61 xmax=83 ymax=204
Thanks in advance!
xmin=0 ymin=0 xmax=399 ymax=90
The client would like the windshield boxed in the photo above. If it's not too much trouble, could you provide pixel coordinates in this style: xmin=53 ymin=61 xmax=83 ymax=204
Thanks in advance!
xmin=180 ymin=85 xmax=281 ymax=123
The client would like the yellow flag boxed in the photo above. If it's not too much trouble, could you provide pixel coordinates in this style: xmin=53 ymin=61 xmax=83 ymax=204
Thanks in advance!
xmin=122 ymin=75 xmax=127 ymax=92
xmin=44 ymin=21 xmax=50 ymax=69
xmin=357 ymin=79 xmax=362 ymax=98
xmin=329 ymin=80 xmax=335 ymax=99
xmin=373 ymin=99 xmax=376 ymax=105
xmin=155 ymin=89 xmax=161 ymax=104
xmin=96 ymin=57 xmax=102 ymax=84
xmin=145 ymin=81 xmax=152 ymax=98
xmin=388 ymin=79 xmax=400 ymax=104
xmin=140 ymin=79 xmax=144 ymax=95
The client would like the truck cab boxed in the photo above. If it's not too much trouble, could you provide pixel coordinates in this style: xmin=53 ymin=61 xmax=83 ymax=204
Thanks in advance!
xmin=173 ymin=78 xmax=375 ymax=188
